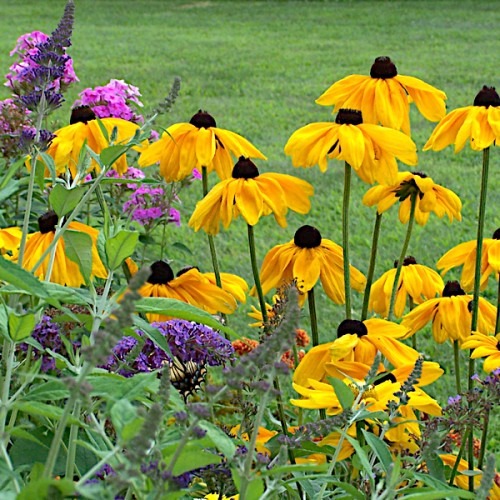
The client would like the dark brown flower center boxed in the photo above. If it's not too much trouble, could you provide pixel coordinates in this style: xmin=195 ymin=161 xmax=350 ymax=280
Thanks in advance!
xmin=395 ymin=177 xmax=425 ymax=202
xmin=442 ymin=280 xmax=465 ymax=297
xmin=294 ymin=225 xmax=322 ymax=249
xmin=38 ymin=210 xmax=59 ymax=233
xmin=473 ymin=86 xmax=500 ymax=108
xmin=147 ymin=261 xmax=174 ymax=284
xmin=374 ymin=372 xmax=397 ymax=385
xmin=70 ymin=105 xmax=96 ymax=125
xmin=335 ymin=109 xmax=363 ymax=125
xmin=492 ymin=228 xmax=500 ymax=240
xmin=176 ymin=265 xmax=199 ymax=277
xmin=189 ymin=110 xmax=217 ymax=129
xmin=370 ymin=56 xmax=398 ymax=79
xmin=232 ymin=157 xmax=259 ymax=179
xmin=394 ymin=256 xmax=417 ymax=268
xmin=337 ymin=319 xmax=368 ymax=338
xmin=411 ymin=171 xmax=428 ymax=179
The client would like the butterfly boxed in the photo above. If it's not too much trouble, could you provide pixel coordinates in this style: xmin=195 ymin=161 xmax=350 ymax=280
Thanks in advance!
xmin=169 ymin=357 xmax=207 ymax=402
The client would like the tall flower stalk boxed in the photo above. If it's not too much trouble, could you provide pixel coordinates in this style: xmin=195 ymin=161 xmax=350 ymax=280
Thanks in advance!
xmin=248 ymin=224 xmax=268 ymax=326
xmin=342 ymin=162 xmax=352 ymax=319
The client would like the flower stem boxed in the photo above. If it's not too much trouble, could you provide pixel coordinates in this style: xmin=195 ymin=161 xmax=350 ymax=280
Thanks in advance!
xmin=308 ymin=288 xmax=319 ymax=347
xmin=449 ymin=427 xmax=470 ymax=487
xmin=65 ymin=399 xmax=81 ymax=480
xmin=248 ymin=224 xmax=268 ymax=326
xmin=342 ymin=162 xmax=352 ymax=318
xmin=453 ymin=340 xmax=462 ymax=394
xmin=201 ymin=166 xmax=223 ymax=288
xmin=388 ymin=193 xmax=417 ymax=321
xmin=495 ymin=273 xmax=500 ymax=335
xmin=478 ymin=408 xmax=489 ymax=469
xmin=361 ymin=212 xmax=383 ymax=321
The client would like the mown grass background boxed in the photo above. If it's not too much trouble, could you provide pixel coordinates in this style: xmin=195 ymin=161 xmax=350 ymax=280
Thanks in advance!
xmin=0 ymin=0 xmax=499 ymax=452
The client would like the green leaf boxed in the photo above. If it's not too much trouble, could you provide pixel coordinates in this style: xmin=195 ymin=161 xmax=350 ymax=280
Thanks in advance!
xmin=110 ymin=399 xmax=141 ymax=441
xmin=64 ymin=230 xmax=93 ymax=284
xmin=0 ymin=155 xmax=25 ymax=191
xmin=328 ymin=377 xmax=354 ymax=410
xmin=399 ymin=489 xmax=475 ymax=499
xmin=361 ymin=429 xmax=392 ymax=474
xmin=170 ymin=448 xmax=221 ymax=476
xmin=22 ymin=381 xmax=69 ymax=401
xmin=39 ymin=152 xmax=57 ymax=181
xmin=198 ymin=421 xmax=237 ymax=460
xmin=328 ymin=481 xmax=365 ymax=499
xmin=13 ymin=402 xmax=79 ymax=424
xmin=49 ymin=184 xmax=85 ymax=217
xmin=100 ymin=145 xmax=130 ymax=167
xmin=88 ymin=372 xmax=158 ymax=402
xmin=0 ymin=179 xmax=21 ymax=204
xmin=105 ymin=230 xmax=139 ymax=270
xmin=346 ymin=435 xmax=374 ymax=488
xmin=18 ymin=478 xmax=75 ymax=500
xmin=134 ymin=297 xmax=237 ymax=338
xmin=0 ymin=257 xmax=49 ymax=300
xmin=8 ymin=310 xmax=35 ymax=342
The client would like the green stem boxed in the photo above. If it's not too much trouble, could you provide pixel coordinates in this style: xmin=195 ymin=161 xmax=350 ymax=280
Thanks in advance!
xmin=453 ymin=341 xmax=462 ymax=395
xmin=388 ymin=193 xmax=417 ymax=321
xmin=361 ymin=212 xmax=383 ymax=321
xmin=477 ymin=408 xmax=489 ymax=469
xmin=342 ymin=162 xmax=352 ymax=319
xmin=248 ymin=224 xmax=268 ymax=326
xmin=65 ymin=400 xmax=81 ymax=480
xmin=307 ymin=288 xmax=319 ymax=347
xmin=0 ymin=340 xmax=15 ymax=437
xmin=449 ymin=427 xmax=470 ymax=487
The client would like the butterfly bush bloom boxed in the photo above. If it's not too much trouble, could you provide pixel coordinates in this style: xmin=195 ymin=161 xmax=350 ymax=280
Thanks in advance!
xmin=0 ymin=98 xmax=35 ymax=159
xmin=362 ymin=171 xmax=462 ymax=225
xmin=189 ymin=157 xmax=314 ymax=234
xmin=316 ymin=56 xmax=447 ymax=135
xmin=284 ymin=108 xmax=417 ymax=185
xmin=424 ymin=86 xmax=500 ymax=152
xmin=74 ymin=79 xmax=144 ymax=123
xmin=437 ymin=228 xmax=500 ymax=292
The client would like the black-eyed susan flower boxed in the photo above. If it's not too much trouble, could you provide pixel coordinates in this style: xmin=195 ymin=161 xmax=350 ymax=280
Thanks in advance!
xmin=0 ymin=226 xmax=22 ymax=255
xmin=437 ymin=228 xmax=500 ymax=292
xmin=137 ymin=261 xmax=237 ymax=322
xmin=188 ymin=157 xmax=313 ymax=234
xmin=20 ymin=211 xmax=107 ymax=287
xmin=138 ymin=110 xmax=266 ymax=182
xmin=316 ymin=56 xmax=447 ymax=135
xmin=461 ymin=333 xmax=500 ymax=373
xmin=258 ymin=225 xmax=366 ymax=307
xmin=424 ymin=86 xmax=500 ymax=152
xmin=46 ymin=106 xmax=143 ymax=177
xmin=293 ymin=318 xmax=417 ymax=387
xmin=401 ymin=281 xmax=497 ymax=344
xmin=362 ymin=171 xmax=462 ymax=225
xmin=369 ymin=256 xmax=444 ymax=318
xmin=284 ymin=108 xmax=417 ymax=185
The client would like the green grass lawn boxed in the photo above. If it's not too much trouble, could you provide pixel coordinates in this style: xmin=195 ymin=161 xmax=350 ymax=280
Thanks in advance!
xmin=1 ymin=0 xmax=499 ymax=452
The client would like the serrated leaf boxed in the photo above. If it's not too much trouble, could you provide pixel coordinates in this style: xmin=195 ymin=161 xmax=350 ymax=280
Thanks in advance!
xmin=105 ymin=230 xmax=139 ymax=270
xmin=8 ymin=310 xmax=35 ymax=342
xmin=329 ymin=377 xmax=354 ymax=410
xmin=49 ymin=184 xmax=85 ymax=217
xmin=64 ymin=230 xmax=93 ymax=284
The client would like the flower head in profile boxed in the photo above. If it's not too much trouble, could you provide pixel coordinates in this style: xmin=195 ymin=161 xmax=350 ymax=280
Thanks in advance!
xmin=138 ymin=109 xmax=266 ymax=181
xmin=437 ymin=228 xmax=500 ymax=292
xmin=46 ymin=105 xmax=144 ymax=178
xmin=401 ymin=281 xmax=497 ymax=344
xmin=369 ymin=256 xmax=444 ymax=318
xmin=362 ymin=171 xmax=462 ymax=225
xmin=136 ymin=261 xmax=238 ymax=322
xmin=258 ymin=225 xmax=366 ymax=307
xmin=20 ymin=210 xmax=107 ymax=287
xmin=284 ymin=108 xmax=417 ymax=185
xmin=424 ymin=86 xmax=500 ymax=152
xmin=315 ymin=56 xmax=447 ymax=135
xmin=188 ymin=157 xmax=313 ymax=234
xmin=461 ymin=333 xmax=500 ymax=373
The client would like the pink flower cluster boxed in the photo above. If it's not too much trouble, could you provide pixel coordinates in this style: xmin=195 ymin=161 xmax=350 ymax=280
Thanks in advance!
xmin=5 ymin=30 xmax=78 ymax=92
xmin=74 ymin=79 xmax=144 ymax=123
xmin=0 ymin=98 xmax=34 ymax=159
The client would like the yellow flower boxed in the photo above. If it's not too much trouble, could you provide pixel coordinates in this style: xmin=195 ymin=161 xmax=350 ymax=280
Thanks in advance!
xmin=284 ymin=108 xmax=417 ymax=185
xmin=138 ymin=110 xmax=266 ymax=181
xmin=293 ymin=318 xmax=419 ymax=387
xmin=362 ymin=171 xmax=462 ymax=226
xmin=137 ymin=261 xmax=237 ymax=322
xmin=316 ymin=56 xmax=447 ymax=135
xmin=230 ymin=425 xmax=277 ymax=456
xmin=424 ymin=86 xmax=500 ymax=152
xmin=46 ymin=106 xmax=144 ymax=177
xmin=401 ymin=281 xmax=497 ymax=344
xmin=204 ymin=495 xmax=239 ymax=500
xmin=0 ymin=227 xmax=22 ymax=255
xmin=258 ymin=225 xmax=366 ymax=307
xmin=188 ymin=157 xmax=313 ymax=234
xmin=461 ymin=333 xmax=500 ymax=373
xmin=437 ymin=229 xmax=500 ymax=292
xmin=369 ymin=256 xmax=444 ymax=318
xmin=20 ymin=211 xmax=107 ymax=287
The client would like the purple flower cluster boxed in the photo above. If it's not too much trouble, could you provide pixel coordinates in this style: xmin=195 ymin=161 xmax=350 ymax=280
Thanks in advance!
xmin=0 ymin=98 xmax=34 ymax=159
xmin=18 ymin=315 xmax=62 ymax=372
xmin=74 ymin=79 xmax=144 ymax=123
xmin=123 ymin=184 xmax=181 ymax=228
xmin=102 ymin=320 xmax=234 ymax=377
xmin=106 ymin=166 xmax=146 ymax=189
